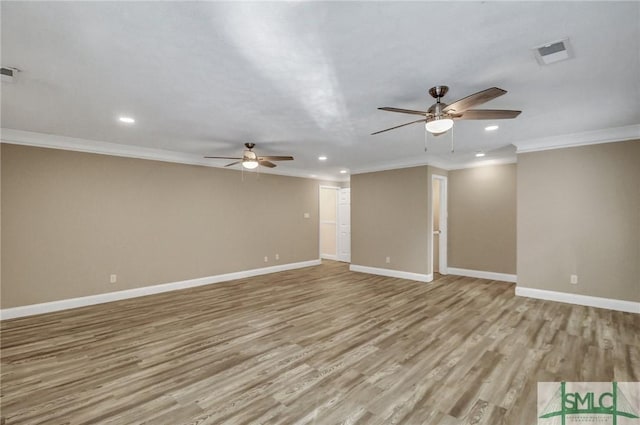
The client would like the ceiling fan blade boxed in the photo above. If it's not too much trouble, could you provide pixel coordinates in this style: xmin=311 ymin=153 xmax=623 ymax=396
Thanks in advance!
xmin=259 ymin=160 xmax=277 ymax=168
xmin=204 ymin=156 xmax=242 ymax=160
xmin=371 ymin=118 xmax=426 ymax=135
xmin=378 ymin=107 xmax=427 ymax=116
xmin=258 ymin=156 xmax=294 ymax=161
xmin=443 ymin=87 xmax=507 ymax=114
xmin=455 ymin=109 xmax=522 ymax=120
xmin=224 ymin=161 xmax=242 ymax=167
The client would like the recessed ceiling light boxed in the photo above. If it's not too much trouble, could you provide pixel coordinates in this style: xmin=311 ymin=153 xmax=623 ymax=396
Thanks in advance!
xmin=119 ymin=116 xmax=135 ymax=124
xmin=475 ymin=152 xmax=486 ymax=158
xmin=310 ymin=174 xmax=317 ymax=178
xmin=485 ymin=125 xmax=499 ymax=131
xmin=339 ymin=170 xmax=348 ymax=174
xmin=318 ymin=156 xmax=327 ymax=161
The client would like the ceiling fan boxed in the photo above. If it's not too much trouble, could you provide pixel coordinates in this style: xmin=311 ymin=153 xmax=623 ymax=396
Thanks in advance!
xmin=205 ymin=143 xmax=294 ymax=169
xmin=372 ymin=86 xmax=521 ymax=136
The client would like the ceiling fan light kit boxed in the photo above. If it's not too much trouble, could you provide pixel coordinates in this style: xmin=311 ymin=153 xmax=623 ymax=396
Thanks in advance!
xmin=425 ymin=118 xmax=453 ymax=134
xmin=242 ymin=160 xmax=259 ymax=169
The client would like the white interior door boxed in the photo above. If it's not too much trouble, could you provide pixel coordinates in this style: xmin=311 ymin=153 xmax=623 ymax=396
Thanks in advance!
xmin=319 ymin=186 xmax=339 ymax=260
xmin=338 ymin=188 xmax=351 ymax=262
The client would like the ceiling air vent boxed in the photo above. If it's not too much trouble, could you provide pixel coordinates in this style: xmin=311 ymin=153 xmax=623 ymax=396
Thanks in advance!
xmin=533 ymin=38 xmax=573 ymax=65
xmin=1 ymin=67 xmax=19 ymax=83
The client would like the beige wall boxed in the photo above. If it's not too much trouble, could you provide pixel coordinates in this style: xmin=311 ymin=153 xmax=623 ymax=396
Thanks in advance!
xmin=517 ymin=140 xmax=640 ymax=302
xmin=1 ymin=144 xmax=320 ymax=308
xmin=351 ymin=166 xmax=430 ymax=275
xmin=448 ymin=164 xmax=517 ymax=274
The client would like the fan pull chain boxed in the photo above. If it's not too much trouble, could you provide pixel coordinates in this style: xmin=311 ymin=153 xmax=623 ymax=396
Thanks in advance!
xmin=424 ymin=127 xmax=428 ymax=152
xmin=450 ymin=125 xmax=455 ymax=153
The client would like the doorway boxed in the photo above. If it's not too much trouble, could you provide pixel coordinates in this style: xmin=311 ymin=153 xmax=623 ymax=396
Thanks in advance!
xmin=431 ymin=175 xmax=448 ymax=275
xmin=319 ymin=186 xmax=351 ymax=262
xmin=319 ymin=186 xmax=339 ymax=260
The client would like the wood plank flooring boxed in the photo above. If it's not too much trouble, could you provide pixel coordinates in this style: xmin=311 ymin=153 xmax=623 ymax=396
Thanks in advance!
xmin=1 ymin=261 xmax=638 ymax=424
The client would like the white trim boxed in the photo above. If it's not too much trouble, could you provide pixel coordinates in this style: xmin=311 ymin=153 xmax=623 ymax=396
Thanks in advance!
xmin=351 ymin=158 xmax=452 ymax=175
xmin=350 ymin=264 xmax=433 ymax=283
xmin=4 ymin=126 xmax=637 ymax=178
xmin=0 ymin=259 xmax=321 ymax=320
xmin=446 ymin=158 xmax=517 ymax=171
xmin=448 ymin=267 xmax=517 ymax=283
xmin=515 ymin=286 xmax=640 ymax=314
xmin=0 ymin=129 xmax=348 ymax=182
xmin=321 ymin=254 xmax=338 ymax=260
xmin=350 ymin=125 xmax=639 ymax=174
xmin=513 ymin=124 xmax=640 ymax=153
xmin=350 ymin=156 xmax=520 ymax=175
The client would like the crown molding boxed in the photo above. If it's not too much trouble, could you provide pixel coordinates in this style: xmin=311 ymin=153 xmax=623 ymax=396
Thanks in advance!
xmin=350 ymin=155 xmax=520 ymax=175
xmin=4 ymin=125 xmax=637 ymax=180
xmin=350 ymin=157 xmax=452 ymax=175
xmin=445 ymin=157 xmax=517 ymax=171
xmin=513 ymin=124 xmax=640 ymax=153
xmin=0 ymin=128 xmax=515 ymax=177
xmin=0 ymin=128 xmax=348 ymax=183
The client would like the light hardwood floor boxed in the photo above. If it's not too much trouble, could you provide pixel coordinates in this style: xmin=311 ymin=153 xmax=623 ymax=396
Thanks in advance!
xmin=1 ymin=261 xmax=638 ymax=425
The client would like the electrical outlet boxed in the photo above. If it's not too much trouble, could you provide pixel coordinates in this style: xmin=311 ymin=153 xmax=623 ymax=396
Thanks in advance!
xmin=570 ymin=274 xmax=578 ymax=284
xmin=264 ymin=256 xmax=268 ymax=263
xmin=275 ymin=253 xmax=279 ymax=260
xmin=110 ymin=274 xmax=117 ymax=284
xmin=385 ymin=256 xmax=391 ymax=264
xmin=303 ymin=212 xmax=310 ymax=219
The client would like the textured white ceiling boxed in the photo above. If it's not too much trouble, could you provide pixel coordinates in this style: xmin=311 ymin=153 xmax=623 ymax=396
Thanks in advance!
xmin=2 ymin=2 xmax=639 ymax=179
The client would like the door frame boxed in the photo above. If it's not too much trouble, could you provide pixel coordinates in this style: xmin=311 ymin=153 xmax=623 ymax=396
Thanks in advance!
xmin=319 ymin=185 xmax=339 ymax=260
xmin=431 ymin=175 xmax=448 ymax=275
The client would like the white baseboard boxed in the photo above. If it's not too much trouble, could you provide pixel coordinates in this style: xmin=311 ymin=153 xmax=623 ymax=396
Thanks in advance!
xmin=515 ymin=286 xmax=640 ymax=314
xmin=448 ymin=267 xmax=517 ymax=283
xmin=0 ymin=259 xmax=322 ymax=320
xmin=349 ymin=264 xmax=433 ymax=283
xmin=321 ymin=254 xmax=338 ymax=260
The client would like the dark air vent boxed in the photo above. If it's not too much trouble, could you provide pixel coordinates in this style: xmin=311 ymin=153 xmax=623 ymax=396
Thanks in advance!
xmin=1 ymin=66 xmax=19 ymax=83
xmin=537 ymin=41 xmax=566 ymax=57
xmin=533 ymin=38 xmax=573 ymax=65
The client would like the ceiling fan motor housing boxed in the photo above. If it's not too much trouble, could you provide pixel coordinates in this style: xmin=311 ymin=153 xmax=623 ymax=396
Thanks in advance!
xmin=427 ymin=102 xmax=449 ymax=117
